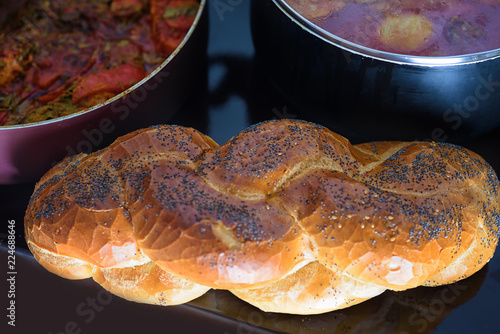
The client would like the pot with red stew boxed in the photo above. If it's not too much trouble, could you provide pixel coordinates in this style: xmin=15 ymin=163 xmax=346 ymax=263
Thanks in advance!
xmin=251 ymin=0 xmax=500 ymax=142
xmin=0 ymin=0 xmax=200 ymax=126
xmin=0 ymin=0 xmax=207 ymax=184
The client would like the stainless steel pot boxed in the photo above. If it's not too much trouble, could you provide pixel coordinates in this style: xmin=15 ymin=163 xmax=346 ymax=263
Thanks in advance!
xmin=0 ymin=0 xmax=208 ymax=184
xmin=251 ymin=0 xmax=500 ymax=143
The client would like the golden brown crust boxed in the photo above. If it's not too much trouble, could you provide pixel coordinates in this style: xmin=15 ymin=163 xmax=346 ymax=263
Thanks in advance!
xmin=24 ymin=119 xmax=500 ymax=314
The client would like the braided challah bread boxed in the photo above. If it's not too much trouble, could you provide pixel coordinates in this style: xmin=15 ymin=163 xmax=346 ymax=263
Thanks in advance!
xmin=24 ymin=119 xmax=500 ymax=314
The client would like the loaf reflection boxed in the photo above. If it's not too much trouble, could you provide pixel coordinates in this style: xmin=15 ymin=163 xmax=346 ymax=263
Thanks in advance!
xmin=190 ymin=266 xmax=486 ymax=334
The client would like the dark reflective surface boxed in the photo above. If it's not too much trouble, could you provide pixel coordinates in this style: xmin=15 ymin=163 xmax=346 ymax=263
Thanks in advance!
xmin=2 ymin=2 xmax=500 ymax=333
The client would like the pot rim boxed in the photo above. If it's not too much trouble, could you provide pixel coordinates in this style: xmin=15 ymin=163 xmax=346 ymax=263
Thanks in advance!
xmin=0 ymin=0 xmax=207 ymax=131
xmin=274 ymin=0 xmax=500 ymax=67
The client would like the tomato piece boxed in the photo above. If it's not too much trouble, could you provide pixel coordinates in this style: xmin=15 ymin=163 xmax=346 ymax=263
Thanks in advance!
xmin=72 ymin=64 xmax=146 ymax=104
xmin=163 ymin=0 xmax=199 ymax=30
xmin=154 ymin=25 xmax=186 ymax=56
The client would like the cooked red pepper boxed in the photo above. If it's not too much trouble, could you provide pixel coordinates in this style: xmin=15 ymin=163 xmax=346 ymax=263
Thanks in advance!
xmin=38 ymin=83 xmax=71 ymax=103
xmin=33 ymin=68 xmax=62 ymax=90
xmin=72 ymin=64 xmax=146 ymax=104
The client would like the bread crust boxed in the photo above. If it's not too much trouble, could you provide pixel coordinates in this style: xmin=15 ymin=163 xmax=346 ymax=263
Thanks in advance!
xmin=24 ymin=119 xmax=500 ymax=314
